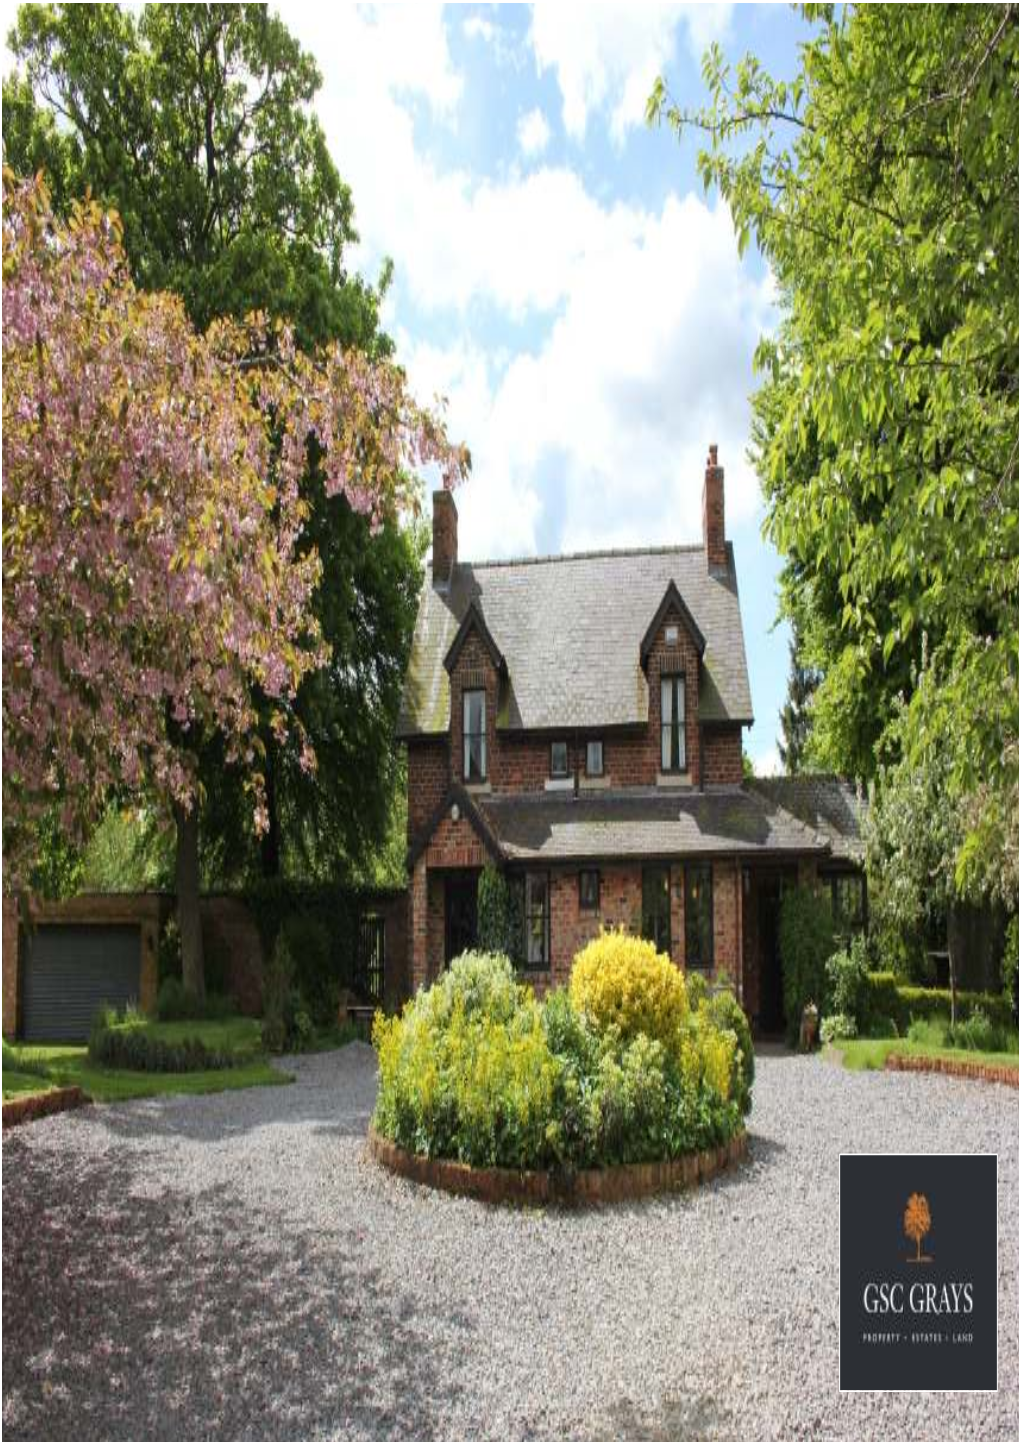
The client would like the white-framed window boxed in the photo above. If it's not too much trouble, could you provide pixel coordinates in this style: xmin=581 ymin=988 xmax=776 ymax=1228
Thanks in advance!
xmin=585 ymin=739 xmax=604 ymax=777
xmin=660 ymin=673 xmax=686 ymax=772
xmin=550 ymin=740 xmax=569 ymax=778
xmin=463 ymin=689 xmax=486 ymax=781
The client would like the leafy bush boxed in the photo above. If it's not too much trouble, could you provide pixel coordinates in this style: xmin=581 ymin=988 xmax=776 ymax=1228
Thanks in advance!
xmin=277 ymin=912 xmax=335 ymax=1027
xmin=820 ymin=1013 xmax=858 ymax=1044
xmin=372 ymin=950 xmax=745 ymax=1171
xmin=907 ymin=1016 xmax=947 ymax=1047
xmin=88 ymin=1010 xmax=236 ymax=1072
xmin=702 ymin=986 xmax=754 ymax=1116
xmin=778 ymin=887 xmax=836 ymax=1043
xmin=826 ymin=935 xmax=872 ymax=1029
xmin=476 ymin=866 xmax=524 ymax=962
xmin=685 ymin=971 xmax=708 ymax=1009
xmin=260 ymin=930 xmax=315 ymax=1054
xmin=155 ymin=976 xmax=234 ymax=1022
xmin=864 ymin=971 xmax=1016 ymax=1033
xmin=948 ymin=1007 xmax=1010 ymax=1053
xmin=570 ymin=931 xmax=689 ymax=1058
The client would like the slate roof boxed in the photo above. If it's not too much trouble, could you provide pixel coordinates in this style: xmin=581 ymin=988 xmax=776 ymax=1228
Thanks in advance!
xmin=475 ymin=785 xmax=831 ymax=863
xmin=748 ymin=776 xmax=866 ymax=863
xmin=398 ymin=543 xmax=753 ymax=737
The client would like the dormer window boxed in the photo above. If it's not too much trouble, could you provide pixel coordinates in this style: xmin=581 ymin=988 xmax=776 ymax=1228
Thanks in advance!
xmin=463 ymin=689 xmax=487 ymax=781
xmin=661 ymin=674 xmax=686 ymax=772
xmin=665 ymin=623 xmax=679 ymax=646
xmin=550 ymin=740 xmax=569 ymax=778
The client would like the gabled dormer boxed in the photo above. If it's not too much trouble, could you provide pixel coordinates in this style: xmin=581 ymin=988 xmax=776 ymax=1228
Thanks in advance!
xmin=443 ymin=599 xmax=506 ymax=789
xmin=640 ymin=580 xmax=705 ymax=785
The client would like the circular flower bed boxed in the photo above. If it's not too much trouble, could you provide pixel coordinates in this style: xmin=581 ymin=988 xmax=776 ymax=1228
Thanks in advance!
xmin=370 ymin=937 xmax=753 ymax=1200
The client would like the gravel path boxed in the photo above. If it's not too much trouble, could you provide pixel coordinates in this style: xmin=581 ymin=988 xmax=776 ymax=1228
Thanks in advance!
xmin=3 ymin=1045 xmax=1017 ymax=1442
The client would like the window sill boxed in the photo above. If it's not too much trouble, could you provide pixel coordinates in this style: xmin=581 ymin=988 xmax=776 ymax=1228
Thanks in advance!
xmin=657 ymin=771 xmax=693 ymax=788
xmin=464 ymin=780 xmax=491 ymax=794
xmin=544 ymin=777 xmax=573 ymax=791
xmin=580 ymin=775 xmax=610 ymax=790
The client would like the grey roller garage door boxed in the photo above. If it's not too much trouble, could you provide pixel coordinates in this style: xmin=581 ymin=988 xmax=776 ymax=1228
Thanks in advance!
xmin=22 ymin=924 xmax=141 ymax=1042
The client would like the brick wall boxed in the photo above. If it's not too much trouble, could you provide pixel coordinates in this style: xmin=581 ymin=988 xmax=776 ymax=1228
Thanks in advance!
xmin=702 ymin=726 xmax=744 ymax=785
xmin=702 ymin=446 xmax=726 ymax=572
xmin=407 ymin=737 xmax=449 ymax=838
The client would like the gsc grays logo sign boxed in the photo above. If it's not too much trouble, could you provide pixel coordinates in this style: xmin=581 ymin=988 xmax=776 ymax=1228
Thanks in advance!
xmin=839 ymin=1154 xmax=997 ymax=1392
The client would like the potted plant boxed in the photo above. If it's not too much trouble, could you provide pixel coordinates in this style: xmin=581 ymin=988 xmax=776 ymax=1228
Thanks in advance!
xmin=800 ymin=1001 xmax=819 ymax=1052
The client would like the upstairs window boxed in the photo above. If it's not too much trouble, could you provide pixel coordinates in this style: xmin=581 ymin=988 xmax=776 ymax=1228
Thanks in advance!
xmin=585 ymin=739 xmax=604 ymax=777
xmin=661 ymin=674 xmax=686 ymax=772
xmin=550 ymin=740 xmax=569 ymax=778
xmin=685 ymin=864 xmax=713 ymax=970
xmin=463 ymin=689 xmax=486 ymax=781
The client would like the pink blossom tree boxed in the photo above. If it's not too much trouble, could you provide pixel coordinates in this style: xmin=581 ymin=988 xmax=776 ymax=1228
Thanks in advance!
xmin=3 ymin=174 xmax=468 ymax=994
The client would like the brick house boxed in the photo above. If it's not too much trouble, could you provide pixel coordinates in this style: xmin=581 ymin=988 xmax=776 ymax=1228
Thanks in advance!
xmin=398 ymin=446 xmax=864 ymax=1034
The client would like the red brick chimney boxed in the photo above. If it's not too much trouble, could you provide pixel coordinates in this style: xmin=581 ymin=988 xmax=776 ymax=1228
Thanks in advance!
xmin=432 ymin=488 xmax=458 ymax=588
xmin=702 ymin=443 xmax=726 ymax=573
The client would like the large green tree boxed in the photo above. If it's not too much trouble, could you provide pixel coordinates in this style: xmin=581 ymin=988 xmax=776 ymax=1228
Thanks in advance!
xmin=4 ymin=3 xmax=427 ymax=894
xmin=650 ymin=4 xmax=1018 ymax=899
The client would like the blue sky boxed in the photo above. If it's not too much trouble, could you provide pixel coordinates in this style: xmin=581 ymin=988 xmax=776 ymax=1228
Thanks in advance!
xmin=3 ymin=2 xmax=812 ymax=771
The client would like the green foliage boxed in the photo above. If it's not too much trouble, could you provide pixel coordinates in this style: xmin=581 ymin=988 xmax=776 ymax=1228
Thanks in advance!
xmin=243 ymin=878 xmax=370 ymax=1003
xmin=820 ymin=1013 xmax=858 ymax=1045
xmin=260 ymin=929 xmax=314 ymax=1054
xmin=476 ymin=866 xmax=525 ymax=962
xmin=778 ymin=887 xmax=836 ymax=1043
xmin=826 ymin=935 xmax=872 ymax=1029
xmin=701 ymin=986 xmax=754 ymax=1118
xmin=865 ymin=972 xmax=1016 ymax=1034
xmin=155 ymin=977 xmax=234 ymax=1023
xmin=652 ymin=7 xmax=1018 ymax=892
xmin=569 ymin=930 xmax=690 ymax=1059
xmin=778 ymin=624 xmax=819 ymax=774
xmin=89 ymin=1008 xmax=237 ymax=1072
xmin=276 ymin=912 xmax=334 ymax=1028
xmin=947 ymin=1008 xmax=1012 ymax=1054
xmin=372 ymin=951 xmax=746 ymax=1171
xmin=79 ymin=805 xmax=175 ymax=892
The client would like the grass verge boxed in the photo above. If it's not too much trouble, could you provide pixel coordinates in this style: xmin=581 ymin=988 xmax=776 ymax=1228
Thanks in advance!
xmin=830 ymin=1037 xmax=1019 ymax=1073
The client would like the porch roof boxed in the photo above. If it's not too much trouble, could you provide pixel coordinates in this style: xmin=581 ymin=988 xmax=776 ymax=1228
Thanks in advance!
xmin=747 ymin=776 xmax=865 ymax=863
xmin=475 ymin=785 xmax=832 ymax=864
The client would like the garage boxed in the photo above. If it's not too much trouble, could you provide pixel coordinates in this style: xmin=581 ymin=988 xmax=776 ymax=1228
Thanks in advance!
xmin=21 ymin=924 xmax=142 ymax=1042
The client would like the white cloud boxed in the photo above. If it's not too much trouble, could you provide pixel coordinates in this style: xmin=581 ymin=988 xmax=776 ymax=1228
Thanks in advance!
xmin=400 ymin=191 xmax=771 ymax=566
xmin=751 ymin=745 xmax=782 ymax=777
xmin=517 ymin=106 xmax=551 ymax=158
xmin=529 ymin=3 xmax=732 ymax=143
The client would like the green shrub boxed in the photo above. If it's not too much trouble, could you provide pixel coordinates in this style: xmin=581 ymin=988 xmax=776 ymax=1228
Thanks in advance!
xmin=569 ymin=930 xmax=689 ymax=1058
xmin=372 ymin=952 xmax=745 ymax=1171
xmin=476 ymin=867 xmax=524 ymax=962
xmin=260 ymin=931 xmax=315 ymax=1054
xmin=948 ymin=1007 xmax=1011 ymax=1053
xmin=779 ymin=887 xmax=836 ymax=1043
xmin=907 ymin=1016 xmax=947 ymax=1047
xmin=703 ymin=987 xmax=754 ymax=1117
xmin=864 ymin=972 xmax=1016 ymax=1033
xmin=156 ymin=976 xmax=234 ymax=1022
xmin=826 ymin=935 xmax=872 ymax=1028
xmin=820 ymin=1013 xmax=858 ymax=1044
xmin=277 ymin=912 xmax=335 ymax=1027
xmin=88 ymin=1011 xmax=235 ymax=1072
xmin=685 ymin=971 xmax=708 ymax=1009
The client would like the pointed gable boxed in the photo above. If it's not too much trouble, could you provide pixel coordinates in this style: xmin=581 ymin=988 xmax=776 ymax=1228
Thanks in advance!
xmin=639 ymin=581 xmax=706 ymax=671
xmin=443 ymin=600 xmax=506 ymax=676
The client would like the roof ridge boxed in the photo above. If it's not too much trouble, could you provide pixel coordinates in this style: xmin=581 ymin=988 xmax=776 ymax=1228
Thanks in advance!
xmin=429 ymin=542 xmax=709 ymax=572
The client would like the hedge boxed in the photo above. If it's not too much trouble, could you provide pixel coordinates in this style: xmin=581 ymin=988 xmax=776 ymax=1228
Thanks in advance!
xmin=865 ymin=972 xmax=1016 ymax=1033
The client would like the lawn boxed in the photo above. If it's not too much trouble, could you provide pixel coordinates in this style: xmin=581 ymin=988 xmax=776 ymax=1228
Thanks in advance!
xmin=2 ymin=1016 xmax=288 ymax=1103
xmin=831 ymin=1037 xmax=1019 ymax=1073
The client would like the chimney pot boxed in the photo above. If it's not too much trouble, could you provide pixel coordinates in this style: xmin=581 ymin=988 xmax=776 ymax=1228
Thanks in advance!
xmin=432 ymin=488 xmax=458 ymax=588
xmin=702 ymin=444 xmax=726 ymax=573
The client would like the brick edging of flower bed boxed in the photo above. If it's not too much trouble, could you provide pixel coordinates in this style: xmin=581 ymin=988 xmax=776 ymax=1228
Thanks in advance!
xmin=367 ymin=1125 xmax=747 ymax=1206
xmin=884 ymin=1053 xmax=1019 ymax=1088
xmin=2 ymin=1086 xmax=91 ymax=1130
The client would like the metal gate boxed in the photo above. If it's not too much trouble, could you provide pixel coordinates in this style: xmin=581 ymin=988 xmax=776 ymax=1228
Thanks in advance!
xmin=354 ymin=915 xmax=385 ymax=1003
xmin=22 ymin=923 xmax=141 ymax=1041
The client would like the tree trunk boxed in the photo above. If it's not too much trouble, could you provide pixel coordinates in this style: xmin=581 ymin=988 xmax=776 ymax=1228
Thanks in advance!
xmin=174 ymin=800 xmax=205 ymax=1000
xmin=947 ymin=903 xmax=960 ymax=1027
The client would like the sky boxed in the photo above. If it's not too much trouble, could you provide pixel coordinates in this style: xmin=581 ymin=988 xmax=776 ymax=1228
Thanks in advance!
xmin=2 ymin=2 xmax=813 ymax=774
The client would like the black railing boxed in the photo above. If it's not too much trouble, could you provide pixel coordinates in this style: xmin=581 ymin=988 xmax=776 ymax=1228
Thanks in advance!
xmin=355 ymin=915 xmax=385 ymax=1003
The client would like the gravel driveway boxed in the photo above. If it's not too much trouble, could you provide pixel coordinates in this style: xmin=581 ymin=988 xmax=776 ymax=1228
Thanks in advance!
xmin=3 ymin=1044 xmax=1017 ymax=1442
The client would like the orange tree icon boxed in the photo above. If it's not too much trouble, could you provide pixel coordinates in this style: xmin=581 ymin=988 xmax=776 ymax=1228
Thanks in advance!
xmin=904 ymin=1193 xmax=932 ymax=1263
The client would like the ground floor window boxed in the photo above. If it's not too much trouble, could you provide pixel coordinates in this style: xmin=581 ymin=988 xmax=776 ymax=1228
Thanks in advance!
xmin=524 ymin=872 xmax=550 ymax=970
xmin=641 ymin=866 xmax=671 ymax=955
xmin=578 ymin=868 xmax=600 ymax=911
xmin=685 ymin=863 xmax=713 ymax=970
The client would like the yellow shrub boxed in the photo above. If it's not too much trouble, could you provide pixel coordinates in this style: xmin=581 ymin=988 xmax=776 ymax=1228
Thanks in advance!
xmin=679 ymin=1013 xmax=735 ymax=1103
xmin=569 ymin=929 xmax=689 ymax=1056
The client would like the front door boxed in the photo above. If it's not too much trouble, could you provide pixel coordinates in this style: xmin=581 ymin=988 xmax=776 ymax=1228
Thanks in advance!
xmin=445 ymin=873 xmax=479 ymax=964
xmin=757 ymin=868 xmax=797 ymax=1035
